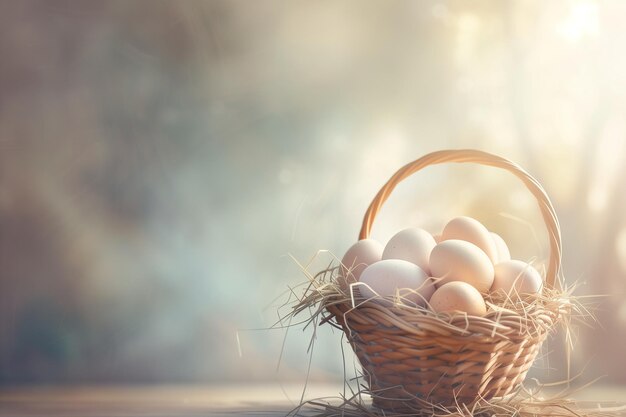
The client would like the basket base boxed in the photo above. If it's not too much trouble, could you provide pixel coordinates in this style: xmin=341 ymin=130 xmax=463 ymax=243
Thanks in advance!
xmin=364 ymin=356 xmax=537 ymax=411
xmin=355 ymin=332 xmax=546 ymax=409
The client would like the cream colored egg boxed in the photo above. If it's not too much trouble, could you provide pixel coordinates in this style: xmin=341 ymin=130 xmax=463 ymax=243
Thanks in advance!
xmin=491 ymin=232 xmax=511 ymax=263
xmin=441 ymin=216 xmax=498 ymax=263
xmin=382 ymin=228 xmax=436 ymax=274
xmin=429 ymin=240 xmax=494 ymax=292
xmin=338 ymin=239 xmax=383 ymax=290
xmin=491 ymin=260 xmax=542 ymax=295
xmin=359 ymin=259 xmax=433 ymax=306
xmin=429 ymin=281 xmax=486 ymax=315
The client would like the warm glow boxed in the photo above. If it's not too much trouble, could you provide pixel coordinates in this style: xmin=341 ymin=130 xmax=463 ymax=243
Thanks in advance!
xmin=557 ymin=1 xmax=600 ymax=42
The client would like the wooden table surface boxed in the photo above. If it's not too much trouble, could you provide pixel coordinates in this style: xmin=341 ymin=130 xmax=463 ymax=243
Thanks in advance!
xmin=1 ymin=384 xmax=625 ymax=417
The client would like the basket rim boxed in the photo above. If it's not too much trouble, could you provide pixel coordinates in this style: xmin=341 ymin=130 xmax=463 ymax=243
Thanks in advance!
xmin=324 ymin=289 xmax=569 ymax=341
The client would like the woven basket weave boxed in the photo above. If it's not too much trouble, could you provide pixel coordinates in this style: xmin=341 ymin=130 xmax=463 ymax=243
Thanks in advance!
xmin=326 ymin=149 xmax=567 ymax=410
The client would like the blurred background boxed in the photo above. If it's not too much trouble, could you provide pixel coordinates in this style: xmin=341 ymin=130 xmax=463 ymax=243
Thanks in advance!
xmin=1 ymin=0 xmax=625 ymax=389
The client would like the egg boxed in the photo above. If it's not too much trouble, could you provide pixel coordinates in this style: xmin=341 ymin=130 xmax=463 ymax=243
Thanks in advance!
xmin=429 ymin=281 xmax=487 ymax=315
xmin=338 ymin=239 xmax=383 ymax=290
xmin=429 ymin=240 xmax=494 ymax=292
xmin=491 ymin=232 xmax=511 ymax=263
xmin=382 ymin=228 xmax=436 ymax=274
xmin=359 ymin=259 xmax=434 ymax=307
xmin=441 ymin=216 xmax=498 ymax=263
xmin=491 ymin=260 xmax=542 ymax=295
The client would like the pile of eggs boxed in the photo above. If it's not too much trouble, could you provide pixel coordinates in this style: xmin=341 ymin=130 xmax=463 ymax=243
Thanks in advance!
xmin=338 ymin=217 xmax=542 ymax=316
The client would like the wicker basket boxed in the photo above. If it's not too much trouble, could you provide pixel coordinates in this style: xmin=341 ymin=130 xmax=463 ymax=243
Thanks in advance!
xmin=326 ymin=149 xmax=567 ymax=410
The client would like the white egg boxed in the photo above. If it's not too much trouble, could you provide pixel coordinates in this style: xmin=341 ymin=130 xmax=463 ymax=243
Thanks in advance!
xmin=491 ymin=260 xmax=542 ymax=295
xmin=359 ymin=259 xmax=433 ymax=307
xmin=429 ymin=240 xmax=494 ymax=292
xmin=491 ymin=232 xmax=511 ymax=263
xmin=338 ymin=239 xmax=383 ymax=290
xmin=429 ymin=281 xmax=486 ymax=316
xmin=382 ymin=228 xmax=436 ymax=274
xmin=441 ymin=216 xmax=498 ymax=263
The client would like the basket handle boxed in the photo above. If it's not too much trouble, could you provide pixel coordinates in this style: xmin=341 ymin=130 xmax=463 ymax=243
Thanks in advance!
xmin=359 ymin=149 xmax=562 ymax=290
